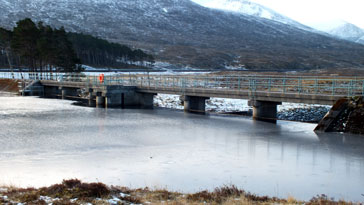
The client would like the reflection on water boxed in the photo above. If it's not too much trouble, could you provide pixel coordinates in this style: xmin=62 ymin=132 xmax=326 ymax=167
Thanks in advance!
xmin=0 ymin=96 xmax=363 ymax=201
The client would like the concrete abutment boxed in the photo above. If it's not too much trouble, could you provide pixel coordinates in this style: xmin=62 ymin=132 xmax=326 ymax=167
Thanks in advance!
xmin=52 ymin=87 xmax=145 ymax=109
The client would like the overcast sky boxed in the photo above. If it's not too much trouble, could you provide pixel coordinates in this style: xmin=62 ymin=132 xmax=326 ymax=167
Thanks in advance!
xmin=192 ymin=0 xmax=364 ymax=29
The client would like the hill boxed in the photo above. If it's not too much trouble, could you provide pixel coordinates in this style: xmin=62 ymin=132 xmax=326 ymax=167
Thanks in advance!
xmin=1 ymin=0 xmax=364 ymax=70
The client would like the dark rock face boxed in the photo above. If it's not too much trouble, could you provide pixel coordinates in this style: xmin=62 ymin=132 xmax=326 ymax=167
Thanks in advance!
xmin=343 ymin=99 xmax=364 ymax=135
xmin=315 ymin=97 xmax=364 ymax=135
xmin=2 ymin=0 xmax=364 ymax=70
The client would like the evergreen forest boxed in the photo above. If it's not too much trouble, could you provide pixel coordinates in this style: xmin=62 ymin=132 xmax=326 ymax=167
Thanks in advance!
xmin=0 ymin=18 xmax=154 ymax=73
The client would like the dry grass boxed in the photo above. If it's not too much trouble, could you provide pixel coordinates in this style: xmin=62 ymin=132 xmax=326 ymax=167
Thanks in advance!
xmin=0 ymin=179 xmax=360 ymax=205
xmin=0 ymin=79 xmax=19 ymax=92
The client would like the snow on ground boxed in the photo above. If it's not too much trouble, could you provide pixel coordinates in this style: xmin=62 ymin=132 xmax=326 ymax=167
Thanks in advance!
xmin=154 ymin=94 xmax=332 ymax=122
xmin=154 ymin=94 xmax=184 ymax=110
xmin=154 ymin=94 xmax=251 ymax=112
xmin=224 ymin=65 xmax=247 ymax=70
xmin=207 ymin=98 xmax=250 ymax=113
xmin=81 ymin=65 xmax=101 ymax=71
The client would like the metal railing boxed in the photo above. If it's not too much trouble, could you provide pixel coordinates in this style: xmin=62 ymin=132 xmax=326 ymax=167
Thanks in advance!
xmin=1 ymin=72 xmax=364 ymax=97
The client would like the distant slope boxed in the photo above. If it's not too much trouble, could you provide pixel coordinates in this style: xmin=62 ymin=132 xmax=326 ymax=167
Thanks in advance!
xmin=357 ymin=36 xmax=364 ymax=45
xmin=313 ymin=20 xmax=364 ymax=45
xmin=329 ymin=23 xmax=364 ymax=44
xmin=1 ymin=0 xmax=364 ymax=70
xmin=194 ymin=0 xmax=313 ymax=31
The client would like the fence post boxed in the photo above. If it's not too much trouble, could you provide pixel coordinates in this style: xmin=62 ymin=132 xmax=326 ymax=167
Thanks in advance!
xmin=314 ymin=78 xmax=318 ymax=94
xmin=298 ymin=78 xmax=302 ymax=94
xmin=238 ymin=77 xmax=241 ymax=90
xmin=283 ymin=77 xmax=286 ymax=93
xmin=349 ymin=80 xmax=353 ymax=96
xmin=332 ymin=79 xmax=335 ymax=96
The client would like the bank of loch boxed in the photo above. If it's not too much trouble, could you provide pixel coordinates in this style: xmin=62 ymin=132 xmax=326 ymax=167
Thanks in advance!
xmin=0 ymin=179 xmax=357 ymax=205
xmin=0 ymin=79 xmax=19 ymax=93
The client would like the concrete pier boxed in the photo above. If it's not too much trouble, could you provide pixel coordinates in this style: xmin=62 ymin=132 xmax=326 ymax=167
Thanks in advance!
xmin=61 ymin=89 xmax=67 ymax=100
xmin=60 ymin=88 xmax=78 ymax=100
xmin=249 ymin=100 xmax=282 ymax=123
xmin=123 ymin=92 xmax=155 ymax=108
xmin=96 ymin=96 xmax=105 ymax=108
xmin=105 ymin=93 xmax=122 ymax=108
xmin=184 ymin=96 xmax=209 ymax=113
xmin=88 ymin=93 xmax=96 ymax=107
xmin=43 ymin=86 xmax=58 ymax=98
xmin=136 ymin=93 xmax=155 ymax=108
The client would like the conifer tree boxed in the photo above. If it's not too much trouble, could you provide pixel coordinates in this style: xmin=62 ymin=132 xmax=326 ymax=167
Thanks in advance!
xmin=53 ymin=27 xmax=81 ymax=72
xmin=1 ymin=18 xmax=153 ymax=72
xmin=11 ymin=18 xmax=40 ymax=72
xmin=0 ymin=28 xmax=14 ymax=77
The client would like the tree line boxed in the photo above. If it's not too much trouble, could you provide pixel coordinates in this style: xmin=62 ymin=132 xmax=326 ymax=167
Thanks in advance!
xmin=67 ymin=33 xmax=154 ymax=68
xmin=0 ymin=18 xmax=154 ymax=73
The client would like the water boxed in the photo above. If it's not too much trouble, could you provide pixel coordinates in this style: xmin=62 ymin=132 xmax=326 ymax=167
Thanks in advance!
xmin=0 ymin=95 xmax=363 ymax=202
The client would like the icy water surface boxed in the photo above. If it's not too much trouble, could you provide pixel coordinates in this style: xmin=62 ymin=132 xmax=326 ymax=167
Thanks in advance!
xmin=0 ymin=96 xmax=363 ymax=201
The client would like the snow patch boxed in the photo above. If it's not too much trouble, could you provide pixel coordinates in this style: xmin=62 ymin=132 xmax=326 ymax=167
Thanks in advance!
xmin=224 ymin=65 xmax=247 ymax=70
xmin=108 ymin=197 xmax=121 ymax=204
xmin=120 ymin=192 xmax=130 ymax=197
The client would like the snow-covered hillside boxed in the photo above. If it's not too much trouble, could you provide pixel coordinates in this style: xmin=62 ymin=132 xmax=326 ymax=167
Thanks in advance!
xmin=2 ymin=0 xmax=364 ymax=70
xmin=330 ymin=23 xmax=364 ymax=44
xmin=193 ymin=0 xmax=312 ymax=31
xmin=313 ymin=20 xmax=364 ymax=45
xmin=357 ymin=36 xmax=364 ymax=45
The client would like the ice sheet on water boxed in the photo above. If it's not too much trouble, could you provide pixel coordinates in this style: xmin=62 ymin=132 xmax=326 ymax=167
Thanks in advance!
xmin=0 ymin=97 xmax=92 ymax=116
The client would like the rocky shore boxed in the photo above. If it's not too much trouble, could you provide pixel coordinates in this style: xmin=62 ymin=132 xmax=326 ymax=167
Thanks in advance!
xmin=277 ymin=104 xmax=330 ymax=123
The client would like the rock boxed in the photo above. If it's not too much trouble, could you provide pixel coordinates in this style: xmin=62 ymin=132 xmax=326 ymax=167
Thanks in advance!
xmin=315 ymin=97 xmax=364 ymax=135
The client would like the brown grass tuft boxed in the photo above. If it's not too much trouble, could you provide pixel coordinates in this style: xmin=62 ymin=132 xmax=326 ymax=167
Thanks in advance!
xmin=77 ymin=182 xmax=110 ymax=198
xmin=62 ymin=179 xmax=82 ymax=189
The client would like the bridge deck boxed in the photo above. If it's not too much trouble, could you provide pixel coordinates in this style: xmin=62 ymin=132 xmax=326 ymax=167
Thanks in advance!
xmin=137 ymin=87 xmax=342 ymax=105
xmin=3 ymin=73 xmax=364 ymax=105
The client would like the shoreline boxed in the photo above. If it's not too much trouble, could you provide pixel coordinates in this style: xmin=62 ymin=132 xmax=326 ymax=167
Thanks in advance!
xmin=0 ymin=79 xmax=20 ymax=93
xmin=0 ymin=179 xmax=357 ymax=205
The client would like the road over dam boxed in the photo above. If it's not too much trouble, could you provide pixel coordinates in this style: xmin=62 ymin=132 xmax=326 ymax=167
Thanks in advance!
xmin=3 ymin=72 xmax=364 ymax=122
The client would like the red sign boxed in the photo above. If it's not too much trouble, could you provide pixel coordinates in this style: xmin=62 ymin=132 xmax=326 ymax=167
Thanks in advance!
xmin=99 ymin=74 xmax=104 ymax=84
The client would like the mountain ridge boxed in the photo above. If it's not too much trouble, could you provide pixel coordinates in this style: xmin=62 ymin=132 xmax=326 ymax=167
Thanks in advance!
xmin=194 ymin=0 xmax=314 ymax=32
xmin=1 ymin=0 xmax=364 ymax=70
xmin=329 ymin=22 xmax=364 ymax=44
xmin=313 ymin=20 xmax=364 ymax=45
